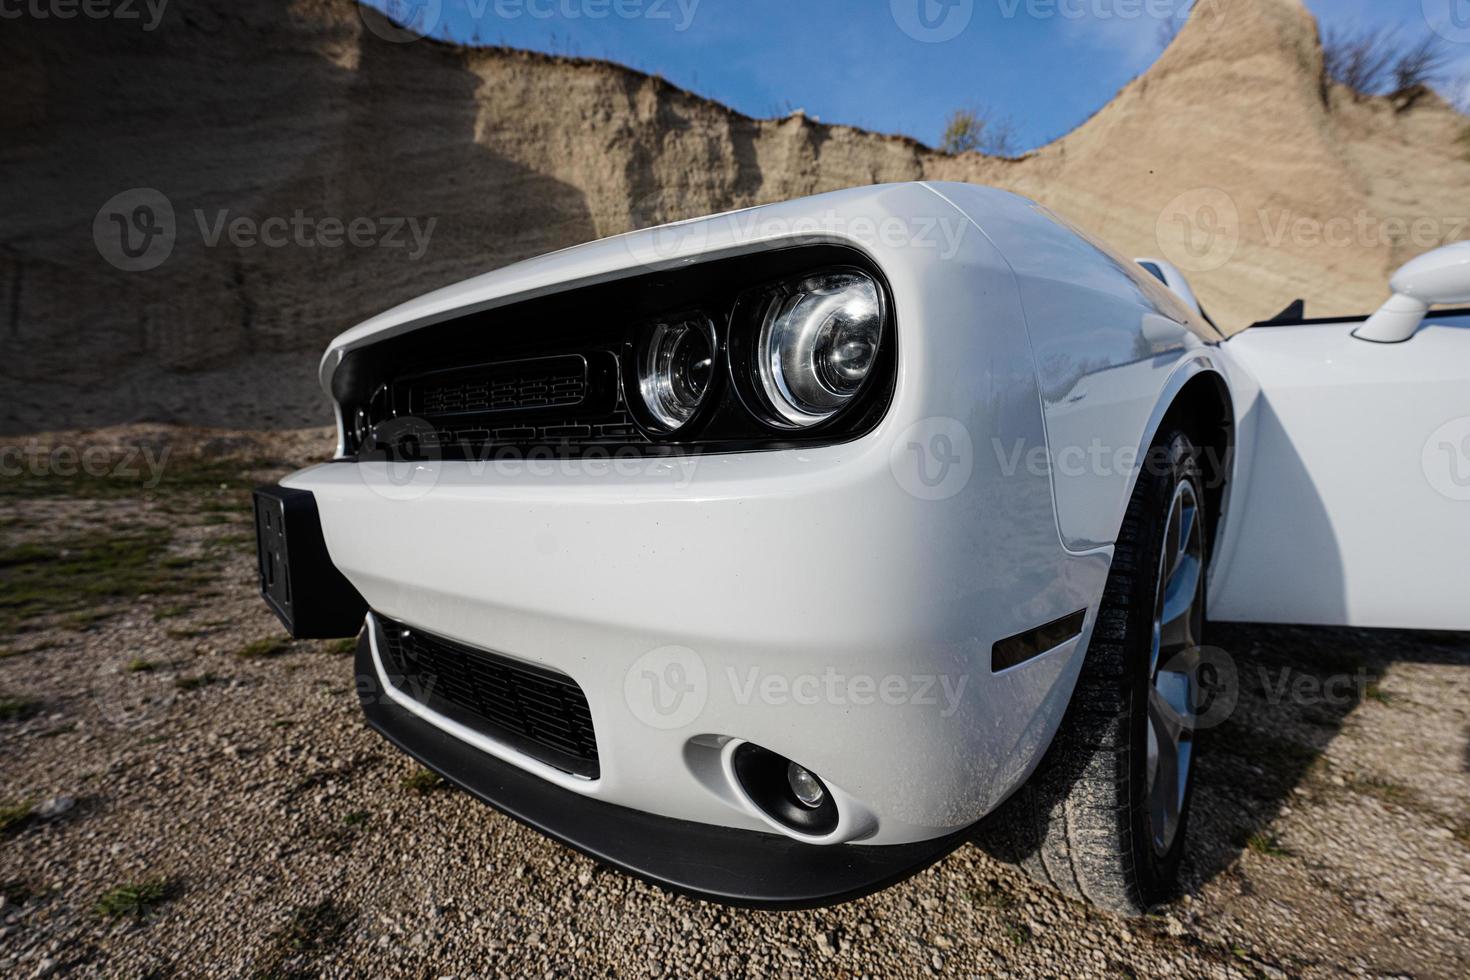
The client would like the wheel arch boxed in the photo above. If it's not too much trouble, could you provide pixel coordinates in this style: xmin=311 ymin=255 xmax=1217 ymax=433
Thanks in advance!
xmin=1146 ymin=365 xmax=1235 ymax=562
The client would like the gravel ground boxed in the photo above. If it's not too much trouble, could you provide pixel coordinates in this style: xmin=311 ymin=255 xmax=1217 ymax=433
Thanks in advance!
xmin=2 ymin=428 xmax=1468 ymax=978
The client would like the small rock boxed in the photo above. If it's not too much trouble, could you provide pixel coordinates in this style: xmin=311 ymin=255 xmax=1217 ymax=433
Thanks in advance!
xmin=34 ymin=797 xmax=75 ymax=820
xmin=1163 ymin=916 xmax=1186 ymax=938
xmin=816 ymin=930 xmax=839 ymax=957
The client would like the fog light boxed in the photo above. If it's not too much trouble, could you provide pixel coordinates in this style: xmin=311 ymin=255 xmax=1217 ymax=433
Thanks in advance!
xmin=730 ymin=742 xmax=839 ymax=836
xmin=787 ymin=762 xmax=825 ymax=808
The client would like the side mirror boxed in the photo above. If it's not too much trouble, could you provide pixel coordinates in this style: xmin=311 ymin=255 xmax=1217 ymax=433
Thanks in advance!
xmin=1355 ymin=241 xmax=1470 ymax=343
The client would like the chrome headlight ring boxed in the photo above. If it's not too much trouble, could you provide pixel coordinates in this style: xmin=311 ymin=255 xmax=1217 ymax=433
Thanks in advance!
xmin=751 ymin=269 xmax=886 ymax=428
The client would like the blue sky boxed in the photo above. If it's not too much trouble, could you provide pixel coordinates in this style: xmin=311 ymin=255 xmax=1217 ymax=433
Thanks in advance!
xmin=365 ymin=0 xmax=1470 ymax=151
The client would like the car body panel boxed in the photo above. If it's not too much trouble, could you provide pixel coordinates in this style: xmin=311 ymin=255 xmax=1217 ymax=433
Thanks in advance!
xmin=1209 ymin=312 xmax=1470 ymax=630
xmin=929 ymin=183 xmax=1223 ymax=552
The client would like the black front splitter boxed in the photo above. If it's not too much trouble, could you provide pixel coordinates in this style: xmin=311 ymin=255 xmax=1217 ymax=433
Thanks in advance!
xmin=355 ymin=635 xmax=970 ymax=910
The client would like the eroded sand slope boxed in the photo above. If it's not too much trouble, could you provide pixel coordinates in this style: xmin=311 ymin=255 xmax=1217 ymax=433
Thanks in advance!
xmin=2 ymin=0 xmax=1466 ymax=431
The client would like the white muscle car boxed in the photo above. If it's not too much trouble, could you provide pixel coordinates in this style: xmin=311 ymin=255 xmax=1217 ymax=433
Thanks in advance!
xmin=253 ymin=183 xmax=1470 ymax=914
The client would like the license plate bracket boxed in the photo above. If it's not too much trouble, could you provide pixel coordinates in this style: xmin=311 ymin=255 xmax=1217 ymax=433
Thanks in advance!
xmin=252 ymin=484 xmax=366 ymax=639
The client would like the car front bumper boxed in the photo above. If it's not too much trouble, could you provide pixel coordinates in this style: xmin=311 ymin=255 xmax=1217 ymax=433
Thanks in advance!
xmin=272 ymin=435 xmax=1110 ymax=853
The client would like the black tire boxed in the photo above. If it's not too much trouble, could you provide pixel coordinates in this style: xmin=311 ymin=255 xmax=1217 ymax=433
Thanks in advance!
xmin=984 ymin=425 xmax=1207 ymax=915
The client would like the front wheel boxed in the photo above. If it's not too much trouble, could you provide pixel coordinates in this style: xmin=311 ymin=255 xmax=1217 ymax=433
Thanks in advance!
xmin=986 ymin=425 xmax=1210 ymax=915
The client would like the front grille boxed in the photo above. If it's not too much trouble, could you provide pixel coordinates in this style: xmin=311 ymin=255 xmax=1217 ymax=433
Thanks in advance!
xmin=362 ymin=350 xmax=647 ymax=459
xmin=374 ymin=615 xmax=599 ymax=779
xmin=406 ymin=355 xmax=589 ymax=417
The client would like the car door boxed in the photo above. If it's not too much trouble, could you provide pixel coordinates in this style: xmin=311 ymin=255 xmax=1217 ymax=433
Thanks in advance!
xmin=1208 ymin=310 xmax=1470 ymax=630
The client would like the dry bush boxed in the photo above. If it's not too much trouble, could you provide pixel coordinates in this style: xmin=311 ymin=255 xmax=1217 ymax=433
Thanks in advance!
xmin=1323 ymin=25 xmax=1398 ymax=97
xmin=1323 ymin=25 xmax=1449 ymax=104
xmin=1392 ymin=36 xmax=1450 ymax=93
xmin=940 ymin=106 xmax=1018 ymax=158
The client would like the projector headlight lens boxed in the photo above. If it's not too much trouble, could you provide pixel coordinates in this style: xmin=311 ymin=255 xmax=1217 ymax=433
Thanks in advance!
xmin=638 ymin=316 xmax=716 ymax=431
xmin=757 ymin=270 xmax=884 ymax=426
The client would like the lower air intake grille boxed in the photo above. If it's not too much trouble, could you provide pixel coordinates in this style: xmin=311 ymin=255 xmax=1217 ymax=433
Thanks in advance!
xmin=374 ymin=614 xmax=599 ymax=779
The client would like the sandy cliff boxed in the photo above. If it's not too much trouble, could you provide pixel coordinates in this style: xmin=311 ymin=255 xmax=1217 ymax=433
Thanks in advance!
xmin=2 ymin=0 xmax=1465 ymax=432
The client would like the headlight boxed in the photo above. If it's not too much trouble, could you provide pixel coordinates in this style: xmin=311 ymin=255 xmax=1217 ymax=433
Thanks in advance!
xmin=636 ymin=315 xmax=716 ymax=431
xmin=755 ymin=270 xmax=884 ymax=427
